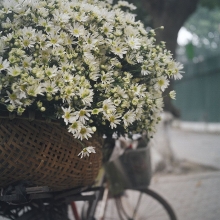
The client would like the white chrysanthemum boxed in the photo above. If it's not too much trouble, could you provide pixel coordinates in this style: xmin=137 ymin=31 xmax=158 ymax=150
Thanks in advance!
xmin=7 ymin=66 xmax=22 ymax=76
xmin=169 ymin=90 xmax=176 ymax=100
xmin=170 ymin=62 xmax=184 ymax=80
xmin=102 ymin=22 xmax=114 ymax=35
xmin=62 ymin=107 xmax=74 ymax=125
xmin=46 ymin=33 xmax=63 ymax=48
xmin=141 ymin=64 xmax=150 ymax=75
xmin=123 ymin=110 xmax=136 ymax=127
xmin=68 ymin=120 xmax=82 ymax=134
xmin=79 ymin=88 xmax=94 ymax=106
xmin=68 ymin=22 xmax=85 ymax=37
xmin=130 ymin=83 xmax=143 ymax=96
xmin=74 ymin=126 xmax=93 ymax=140
xmin=103 ymin=98 xmax=116 ymax=114
xmin=74 ymin=109 xmax=91 ymax=124
xmin=22 ymin=57 xmax=32 ymax=69
xmin=136 ymin=52 xmax=143 ymax=63
xmin=44 ymin=81 xmax=59 ymax=95
xmin=0 ymin=57 xmax=10 ymax=70
xmin=53 ymin=10 xmax=70 ymax=23
xmin=106 ymin=112 xmax=121 ymax=129
xmin=5 ymin=91 xmax=23 ymax=107
xmin=154 ymin=76 xmax=169 ymax=92
xmin=111 ymin=43 xmax=128 ymax=58
xmin=78 ymin=146 xmax=96 ymax=158
xmin=21 ymin=27 xmax=36 ymax=38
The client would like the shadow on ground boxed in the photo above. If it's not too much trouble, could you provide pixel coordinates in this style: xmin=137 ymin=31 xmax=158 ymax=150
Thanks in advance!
xmin=154 ymin=159 xmax=220 ymax=176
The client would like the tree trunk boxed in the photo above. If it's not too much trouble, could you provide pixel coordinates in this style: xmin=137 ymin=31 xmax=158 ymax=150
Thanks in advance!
xmin=142 ymin=0 xmax=199 ymax=117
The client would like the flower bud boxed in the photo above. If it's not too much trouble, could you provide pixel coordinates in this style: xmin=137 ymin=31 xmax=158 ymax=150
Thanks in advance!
xmin=132 ymin=98 xmax=138 ymax=105
xmin=37 ymin=101 xmax=43 ymax=108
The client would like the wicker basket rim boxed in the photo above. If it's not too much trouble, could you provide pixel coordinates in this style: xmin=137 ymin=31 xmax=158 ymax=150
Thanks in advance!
xmin=0 ymin=110 xmax=62 ymax=125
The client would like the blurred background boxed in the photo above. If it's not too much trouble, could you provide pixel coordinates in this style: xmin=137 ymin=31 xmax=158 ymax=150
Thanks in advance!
xmin=115 ymin=0 xmax=220 ymax=123
xmin=113 ymin=0 xmax=220 ymax=219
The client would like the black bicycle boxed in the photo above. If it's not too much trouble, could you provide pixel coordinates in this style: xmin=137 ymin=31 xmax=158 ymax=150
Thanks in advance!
xmin=0 ymin=140 xmax=177 ymax=220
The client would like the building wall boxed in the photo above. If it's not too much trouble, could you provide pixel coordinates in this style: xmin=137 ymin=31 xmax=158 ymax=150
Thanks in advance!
xmin=173 ymin=55 xmax=220 ymax=122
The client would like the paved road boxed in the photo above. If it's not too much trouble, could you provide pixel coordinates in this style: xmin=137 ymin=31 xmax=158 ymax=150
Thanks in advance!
xmin=169 ymin=128 xmax=220 ymax=169
xmin=151 ymin=171 xmax=220 ymax=220
xmin=149 ymin=127 xmax=220 ymax=220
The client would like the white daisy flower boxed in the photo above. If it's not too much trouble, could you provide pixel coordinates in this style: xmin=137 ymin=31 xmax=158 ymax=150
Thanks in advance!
xmin=46 ymin=33 xmax=63 ymax=48
xmin=26 ymin=84 xmax=45 ymax=97
xmin=111 ymin=43 xmax=128 ymax=58
xmin=79 ymin=88 xmax=94 ymax=106
xmin=68 ymin=22 xmax=85 ymax=37
xmin=68 ymin=120 xmax=82 ymax=134
xmin=169 ymin=90 xmax=176 ymax=100
xmin=53 ymin=10 xmax=70 ymax=23
xmin=44 ymin=81 xmax=59 ymax=95
xmin=74 ymin=109 xmax=91 ymax=124
xmin=154 ymin=76 xmax=169 ymax=92
xmin=123 ymin=110 xmax=136 ymax=127
xmin=102 ymin=98 xmax=116 ymax=114
xmin=62 ymin=107 xmax=74 ymax=125
xmin=127 ymin=36 xmax=141 ymax=50
xmin=22 ymin=57 xmax=32 ymax=69
xmin=5 ymin=91 xmax=23 ymax=107
xmin=0 ymin=58 xmax=10 ymax=71
xmin=74 ymin=126 xmax=93 ymax=140
xmin=102 ymin=22 xmax=113 ymax=35
xmin=20 ymin=36 xmax=35 ymax=48
xmin=21 ymin=27 xmax=36 ymax=38
xmin=141 ymin=64 xmax=150 ymax=75
xmin=106 ymin=112 xmax=121 ymax=129
xmin=44 ymin=66 xmax=58 ymax=78
xmin=171 ymin=62 xmax=184 ymax=80
xmin=7 ymin=66 xmax=22 ymax=77
xmin=78 ymin=146 xmax=96 ymax=158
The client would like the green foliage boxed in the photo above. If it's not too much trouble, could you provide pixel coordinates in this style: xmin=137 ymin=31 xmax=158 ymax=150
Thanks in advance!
xmin=200 ymin=0 xmax=220 ymax=9
xmin=185 ymin=42 xmax=194 ymax=60
xmin=178 ymin=6 xmax=220 ymax=62
xmin=185 ymin=6 xmax=220 ymax=40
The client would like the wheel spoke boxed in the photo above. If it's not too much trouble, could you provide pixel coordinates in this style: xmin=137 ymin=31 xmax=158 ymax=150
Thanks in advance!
xmin=132 ymin=192 xmax=142 ymax=219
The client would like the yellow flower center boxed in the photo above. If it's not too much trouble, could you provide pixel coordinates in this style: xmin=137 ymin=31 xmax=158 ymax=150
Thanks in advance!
xmin=79 ymin=110 xmax=86 ymax=117
xmin=80 ymin=127 xmax=87 ymax=135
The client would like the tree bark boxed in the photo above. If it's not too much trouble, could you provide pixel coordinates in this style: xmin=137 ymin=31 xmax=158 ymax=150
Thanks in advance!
xmin=142 ymin=0 xmax=199 ymax=117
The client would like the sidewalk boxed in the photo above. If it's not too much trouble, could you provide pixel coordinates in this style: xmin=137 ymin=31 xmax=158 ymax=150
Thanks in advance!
xmin=169 ymin=127 xmax=220 ymax=169
xmin=149 ymin=127 xmax=220 ymax=220
xmin=151 ymin=171 xmax=220 ymax=220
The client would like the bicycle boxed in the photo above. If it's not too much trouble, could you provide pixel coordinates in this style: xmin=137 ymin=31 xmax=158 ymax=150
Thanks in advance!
xmin=80 ymin=138 xmax=177 ymax=220
xmin=0 ymin=137 xmax=177 ymax=220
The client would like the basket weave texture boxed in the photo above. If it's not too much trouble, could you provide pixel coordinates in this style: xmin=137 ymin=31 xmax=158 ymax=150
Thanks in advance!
xmin=0 ymin=118 xmax=103 ymax=191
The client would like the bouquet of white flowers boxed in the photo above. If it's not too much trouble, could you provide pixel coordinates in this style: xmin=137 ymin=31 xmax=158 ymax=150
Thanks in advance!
xmin=0 ymin=0 xmax=183 ymax=158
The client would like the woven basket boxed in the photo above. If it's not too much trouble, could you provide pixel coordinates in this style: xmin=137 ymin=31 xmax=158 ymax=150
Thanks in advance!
xmin=0 ymin=117 xmax=103 ymax=191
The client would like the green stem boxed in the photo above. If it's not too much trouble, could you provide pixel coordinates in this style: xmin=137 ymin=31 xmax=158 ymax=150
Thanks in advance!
xmin=74 ymin=138 xmax=86 ymax=149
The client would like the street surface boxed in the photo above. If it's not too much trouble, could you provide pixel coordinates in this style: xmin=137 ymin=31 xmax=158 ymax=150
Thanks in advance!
xmin=149 ymin=127 xmax=220 ymax=220
xmin=170 ymin=128 xmax=220 ymax=169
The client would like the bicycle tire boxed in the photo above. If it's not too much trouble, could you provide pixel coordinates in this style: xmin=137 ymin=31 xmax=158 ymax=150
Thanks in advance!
xmin=113 ymin=188 xmax=177 ymax=220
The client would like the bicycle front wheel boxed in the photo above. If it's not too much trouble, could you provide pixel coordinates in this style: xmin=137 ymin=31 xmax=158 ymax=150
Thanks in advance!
xmin=110 ymin=188 xmax=177 ymax=220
